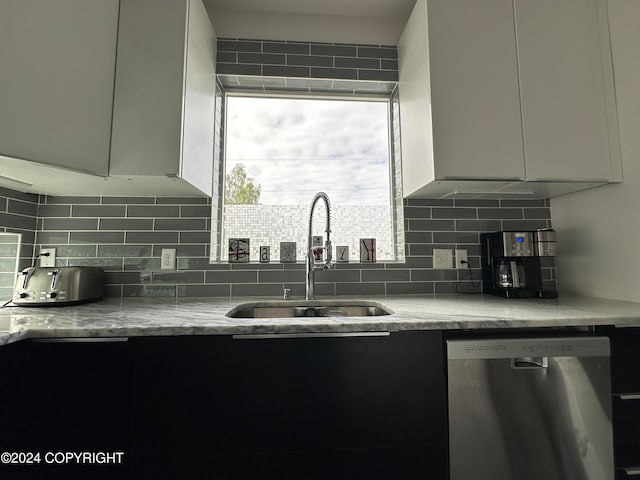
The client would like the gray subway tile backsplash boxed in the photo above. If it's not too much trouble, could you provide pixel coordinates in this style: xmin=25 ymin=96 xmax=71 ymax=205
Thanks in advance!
xmin=100 ymin=219 xmax=154 ymax=231
xmin=357 ymin=46 xmax=397 ymax=59
xmin=238 ymin=52 xmax=286 ymax=65
xmin=217 ymin=40 xmax=262 ymax=52
xmin=43 ymin=218 xmax=99 ymax=231
xmin=310 ymin=67 xmax=358 ymax=80
xmin=478 ymin=208 xmax=524 ymax=219
xmin=0 ymin=212 xmax=37 ymax=231
xmin=218 ymin=39 xmax=399 ymax=83
xmin=70 ymin=232 xmax=124 ymax=244
xmin=101 ymin=197 xmax=155 ymax=205
xmin=8 ymin=199 xmax=38 ymax=217
xmin=217 ymin=63 xmax=262 ymax=76
xmin=72 ymin=205 xmax=126 ymax=217
xmin=287 ymin=54 xmax=333 ymax=67
xmin=432 ymin=207 xmax=477 ymax=219
xmin=310 ymin=44 xmax=357 ymax=57
xmin=263 ymin=42 xmax=309 ymax=55
xmin=154 ymin=219 xmax=207 ymax=231
xmin=46 ymin=196 xmax=101 ymax=205
xmin=262 ymin=65 xmax=310 ymax=78
xmin=0 ymin=188 xmax=556 ymax=297
xmin=524 ymin=208 xmax=552 ymax=219
xmin=334 ymin=57 xmax=380 ymax=69
xmin=125 ymin=231 xmax=179 ymax=244
xmin=357 ymin=69 xmax=398 ymax=81
xmin=127 ymin=205 xmax=180 ymax=218
xmin=98 ymin=245 xmax=153 ymax=258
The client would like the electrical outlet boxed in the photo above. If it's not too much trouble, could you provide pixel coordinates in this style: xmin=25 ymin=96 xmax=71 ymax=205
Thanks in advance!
xmin=161 ymin=248 xmax=177 ymax=270
xmin=433 ymin=248 xmax=453 ymax=269
xmin=40 ymin=248 xmax=56 ymax=267
xmin=455 ymin=249 xmax=468 ymax=269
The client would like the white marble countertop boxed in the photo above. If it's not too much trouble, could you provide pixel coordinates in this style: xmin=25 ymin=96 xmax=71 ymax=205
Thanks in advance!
xmin=1 ymin=294 xmax=639 ymax=346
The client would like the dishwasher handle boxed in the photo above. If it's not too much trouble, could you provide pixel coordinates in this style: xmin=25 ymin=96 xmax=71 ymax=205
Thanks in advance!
xmin=511 ymin=356 xmax=549 ymax=369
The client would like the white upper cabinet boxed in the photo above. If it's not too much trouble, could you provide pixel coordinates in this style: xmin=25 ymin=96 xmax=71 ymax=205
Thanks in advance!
xmin=0 ymin=0 xmax=119 ymax=176
xmin=110 ymin=0 xmax=217 ymax=196
xmin=515 ymin=0 xmax=621 ymax=181
xmin=0 ymin=0 xmax=216 ymax=197
xmin=398 ymin=0 xmax=621 ymax=198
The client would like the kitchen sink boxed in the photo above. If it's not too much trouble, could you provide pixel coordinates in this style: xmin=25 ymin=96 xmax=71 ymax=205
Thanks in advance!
xmin=226 ymin=300 xmax=394 ymax=318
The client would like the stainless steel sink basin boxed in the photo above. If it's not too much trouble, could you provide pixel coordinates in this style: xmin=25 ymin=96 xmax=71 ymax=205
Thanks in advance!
xmin=226 ymin=300 xmax=393 ymax=318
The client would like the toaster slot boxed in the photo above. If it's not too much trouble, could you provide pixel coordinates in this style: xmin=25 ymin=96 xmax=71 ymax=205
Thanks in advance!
xmin=48 ymin=269 xmax=60 ymax=290
xmin=20 ymin=267 xmax=35 ymax=290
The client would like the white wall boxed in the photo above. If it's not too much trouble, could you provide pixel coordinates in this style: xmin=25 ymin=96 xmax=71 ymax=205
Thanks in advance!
xmin=551 ymin=0 xmax=640 ymax=301
xmin=205 ymin=10 xmax=405 ymax=45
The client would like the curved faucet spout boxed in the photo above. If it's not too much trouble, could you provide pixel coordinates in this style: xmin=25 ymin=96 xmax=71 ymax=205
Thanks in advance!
xmin=306 ymin=192 xmax=332 ymax=300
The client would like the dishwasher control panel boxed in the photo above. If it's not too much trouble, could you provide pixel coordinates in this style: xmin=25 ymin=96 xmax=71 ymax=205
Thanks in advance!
xmin=447 ymin=337 xmax=611 ymax=360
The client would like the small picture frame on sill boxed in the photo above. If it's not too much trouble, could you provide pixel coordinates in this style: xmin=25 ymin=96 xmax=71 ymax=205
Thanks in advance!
xmin=280 ymin=242 xmax=297 ymax=263
xmin=229 ymin=238 xmax=250 ymax=263
xmin=336 ymin=246 xmax=349 ymax=263
xmin=359 ymin=238 xmax=376 ymax=263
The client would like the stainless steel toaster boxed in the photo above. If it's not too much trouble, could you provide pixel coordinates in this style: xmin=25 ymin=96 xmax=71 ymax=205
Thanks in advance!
xmin=13 ymin=266 xmax=105 ymax=306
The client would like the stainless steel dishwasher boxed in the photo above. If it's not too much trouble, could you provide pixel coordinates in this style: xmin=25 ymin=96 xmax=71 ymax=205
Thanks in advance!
xmin=447 ymin=336 xmax=614 ymax=480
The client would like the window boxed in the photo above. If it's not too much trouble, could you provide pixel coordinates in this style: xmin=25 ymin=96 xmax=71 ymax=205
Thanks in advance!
xmin=213 ymin=93 xmax=404 ymax=263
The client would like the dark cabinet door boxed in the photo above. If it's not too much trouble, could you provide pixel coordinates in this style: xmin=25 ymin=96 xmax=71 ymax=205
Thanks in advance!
xmin=0 ymin=338 xmax=135 ymax=480
xmin=131 ymin=331 xmax=447 ymax=479
xmin=608 ymin=327 xmax=640 ymax=476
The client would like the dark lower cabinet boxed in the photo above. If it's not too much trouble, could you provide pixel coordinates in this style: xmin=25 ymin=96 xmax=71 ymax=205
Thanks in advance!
xmin=131 ymin=331 xmax=448 ymax=479
xmin=606 ymin=327 xmax=640 ymax=479
xmin=0 ymin=331 xmax=447 ymax=479
xmin=0 ymin=338 xmax=135 ymax=480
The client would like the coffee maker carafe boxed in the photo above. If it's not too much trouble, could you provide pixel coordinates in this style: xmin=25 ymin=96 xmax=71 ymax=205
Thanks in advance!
xmin=481 ymin=230 xmax=557 ymax=298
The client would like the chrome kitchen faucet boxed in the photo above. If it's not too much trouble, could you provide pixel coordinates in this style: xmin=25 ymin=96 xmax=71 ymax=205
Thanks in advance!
xmin=306 ymin=192 xmax=332 ymax=300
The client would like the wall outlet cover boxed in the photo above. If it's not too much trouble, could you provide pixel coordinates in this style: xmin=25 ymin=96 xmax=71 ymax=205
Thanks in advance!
xmin=40 ymin=248 xmax=56 ymax=267
xmin=455 ymin=249 xmax=468 ymax=269
xmin=433 ymin=249 xmax=453 ymax=269
xmin=161 ymin=248 xmax=177 ymax=270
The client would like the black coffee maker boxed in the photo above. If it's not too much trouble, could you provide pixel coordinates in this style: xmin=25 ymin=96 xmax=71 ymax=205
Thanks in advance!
xmin=481 ymin=230 xmax=558 ymax=298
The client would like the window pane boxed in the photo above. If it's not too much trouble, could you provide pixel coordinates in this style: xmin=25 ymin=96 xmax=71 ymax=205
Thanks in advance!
xmin=222 ymin=95 xmax=394 ymax=262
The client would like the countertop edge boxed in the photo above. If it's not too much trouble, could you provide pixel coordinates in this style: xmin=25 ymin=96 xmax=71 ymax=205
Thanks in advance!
xmin=1 ymin=295 xmax=639 ymax=346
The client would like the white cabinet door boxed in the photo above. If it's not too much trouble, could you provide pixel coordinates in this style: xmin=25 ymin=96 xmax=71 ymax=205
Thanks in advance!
xmin=398 ymin=0 xmax=436 ymax=198
xmin=515 ymin=0 xmax=620 ymax=181
xmin=110 ymin=0 xmax=216 ymax=196
xmin=399 ymin=0 xmax=526 ymax=198
xmin=428 ymin=0 xmax=525 ymax=181
xmin=110 ymin=0 xmax=188 ymax=179
xmin=180 ymin=0 xmax=217 ymax=197
xmin=0 ymin=0 xmax=118 ymax=176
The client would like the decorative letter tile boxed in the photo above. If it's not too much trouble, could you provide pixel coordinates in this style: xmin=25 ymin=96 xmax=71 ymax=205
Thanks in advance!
xmin=336 ymin=246 xmax=349 ymax=263
xmin=229 ymin=238 xmax=250 ymax=263
xmin=280 ymin=242 xmax=297 ymax=263
xmin=259 ymin=246 xmax=270 ymax=263
xmin=359 ymin=238 xmax=376 ymax=263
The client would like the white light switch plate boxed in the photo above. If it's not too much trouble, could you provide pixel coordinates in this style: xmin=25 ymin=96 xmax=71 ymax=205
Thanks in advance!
xmin=433 ymin=249 xmax=453 ymax=269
